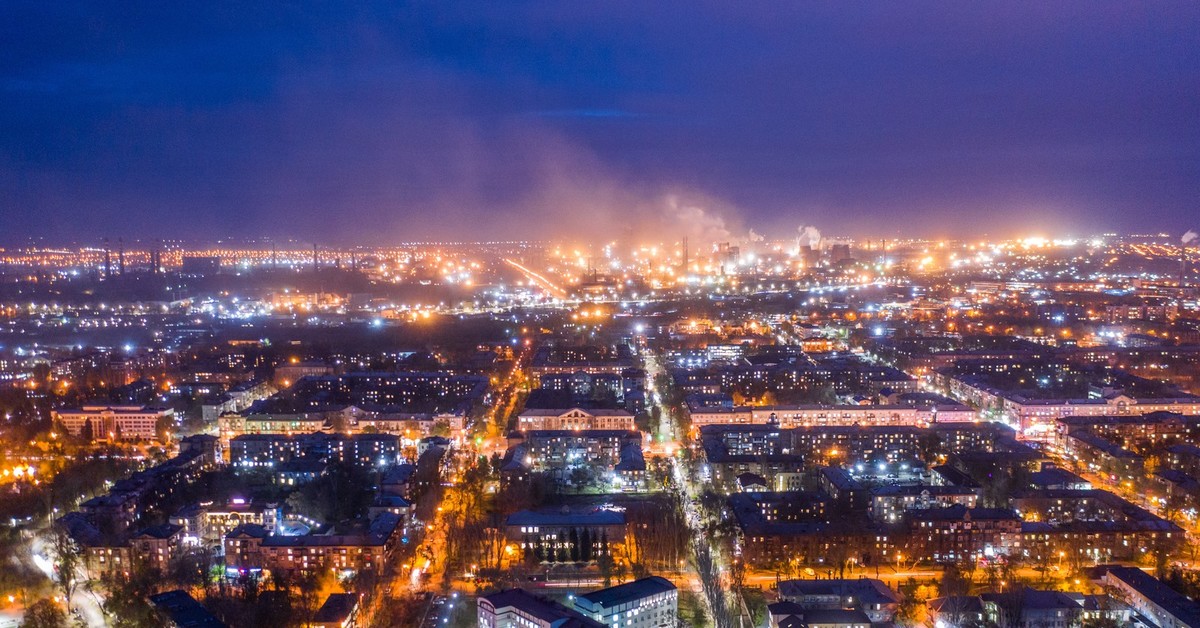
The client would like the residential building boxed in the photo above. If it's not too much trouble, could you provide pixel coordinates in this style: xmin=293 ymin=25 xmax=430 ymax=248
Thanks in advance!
xmin=516 ymin=407 xmax=636 ymax=431
xmin=573 ymin=577 xmax=677 ymax=628
xmin=776 ymin=579 xmax=901 ymax=624
xmin=478 ymin=589 xmax=604 ymax=628
xmin=1096 ymin=565 xmax=1200 ymax=628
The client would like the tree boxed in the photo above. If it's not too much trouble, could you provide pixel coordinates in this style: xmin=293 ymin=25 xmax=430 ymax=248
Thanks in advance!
xmin=569 ymin=528 xmax=581 ymax=563
xmin=19 ymin=599 xmax=67 ymax=628
xmin=102 ymin=572 xmax=166 ymax=628
xmin=918 ymin=432 xmax=942 ymax=465
xmin=295 ymin=559 xmax=335 ymax=621
xmin=597 ymin=552 xmax=615 ymax=587
xmin=939 ymin=564 xmax=971 ymax=600
xmin=569 ymin=467 xmax=592 ymax=491
xmin=579 ymin=528 xmax=593 ymax=563
xmin=489 ymin=452 xmax=503 ymax=477
xmin=286 ymin=462 xmax=373 ymax=523
xmin=49 ymin=524 xmax=78 ymax=612
xmin=614 ymin=560 xmax=628 ymax=585
xmin=167 ymin=545 xmax=211 ymax=590
xmin=993 ymin=587 xmax=1031 ymax=628
xmin=730 ymin=557 xmax=746 ymax=593
xmin=80 ymin=418 xmax=94 ymax=443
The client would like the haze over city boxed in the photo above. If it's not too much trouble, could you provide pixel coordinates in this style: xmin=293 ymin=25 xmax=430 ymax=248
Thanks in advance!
xmin=4 ymin=4 xmax=1200 ymax=628
xmin=2 ymin=2 xmax=1199 ymax=244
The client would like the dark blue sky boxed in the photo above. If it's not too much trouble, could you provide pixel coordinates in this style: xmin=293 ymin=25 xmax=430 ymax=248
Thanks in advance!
xmin=2 ymin=2 xmax=1197 ymax=244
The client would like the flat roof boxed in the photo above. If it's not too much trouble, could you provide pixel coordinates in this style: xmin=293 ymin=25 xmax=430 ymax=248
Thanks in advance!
xmin=575 ymin=577 xmax=676 ymax=611
xmin=149 ymin=590 xmax=227 ymax=628
xmin=506 ymin=509 xmax=625 ymax=527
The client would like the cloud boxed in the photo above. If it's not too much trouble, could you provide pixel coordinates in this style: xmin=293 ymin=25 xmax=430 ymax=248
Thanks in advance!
xmin=0 ymin=2 xmax=1197 ymax=241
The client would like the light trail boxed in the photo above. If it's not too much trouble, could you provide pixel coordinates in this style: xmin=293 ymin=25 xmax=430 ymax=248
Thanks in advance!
xmin=504 ymin=258 xmax=568 ymax=299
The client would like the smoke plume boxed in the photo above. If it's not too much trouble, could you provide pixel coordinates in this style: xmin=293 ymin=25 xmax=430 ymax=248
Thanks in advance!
xmin=797 ymin=225 xmax=822 ymax=249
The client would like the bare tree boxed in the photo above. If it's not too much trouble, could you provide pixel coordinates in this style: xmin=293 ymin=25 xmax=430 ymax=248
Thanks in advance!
xmin=49 ymin=524 xmax=79 ymax=612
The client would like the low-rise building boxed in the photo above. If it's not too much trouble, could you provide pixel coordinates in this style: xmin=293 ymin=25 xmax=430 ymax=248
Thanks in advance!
xmin=229 ymin=432 xmax=400 ymax=469
xmin=869 ymin=485 xmax=980 ymax=524
xmin=1096 ymin=564 xmax=1200 ymax=628
xmin=516 ymin=407 xmax=636 ymax=431
xmin=149 ymin=590 xmax=226 ymax=628
xmin=573 ymin=576 xmax=677 ymax=628
xmin=128 ymin=523 xmax=186 ymax=573
xmin=980 ymin=588 xmax=1082 ymax=628
xmin=931 ymin=589 xmax=1129 ymax=628
xmin=312 ymin=593 xmax=361 ymax=628
xmin=776 ymin=579 xmax=901 ymax=624
xmin=478 ymin=589 xmax=604 ymax=628
xmin=505 ymin=508 xmax=625 ymax=564
xmin=170 ymin=498 xmax=279 ymax=546
xmin=54 ymin=405 xmax=174 ymax=441
xmin=907 ymin=505 xmax=1022 ymax=563
xmin=687 ymin=402 xmax=975 ymax=429
xmin=224 ymin=513 xmax=402 ymax=577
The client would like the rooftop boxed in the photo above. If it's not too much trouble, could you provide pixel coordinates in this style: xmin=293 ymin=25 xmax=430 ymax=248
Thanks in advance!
xmin=1097 ymin=565 xmax=1200 ymax=626
xmin=149 ymin=590 xmax=226 ymax=628
xmin=575 ymin=577 xmax=676 ymax=610
xmin=312 ymin=593 xmax=359 ymax=624
xmin=506 ymin=508 xmax=625 ymax=528
xmin=480 ymin=589 xmax=604 ymax=627
xmin=777 ymin=578 xmax=901 ymax=606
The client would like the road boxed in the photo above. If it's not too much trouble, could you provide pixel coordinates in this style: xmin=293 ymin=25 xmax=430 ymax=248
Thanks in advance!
xmin=643 ymin=346 xmax=746 ymax=627
xmin=503 ymin=259 xmax=568 ymax=300
xmin=25 ymin=535 xmax=107 ymax=627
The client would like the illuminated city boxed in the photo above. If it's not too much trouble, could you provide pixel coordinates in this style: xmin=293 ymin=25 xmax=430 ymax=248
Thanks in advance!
xmin=2 ymin=3 xmax=1200 ymax=628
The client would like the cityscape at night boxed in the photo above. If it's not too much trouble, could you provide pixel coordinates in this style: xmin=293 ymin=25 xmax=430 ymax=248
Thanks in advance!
xmin=2 ymin=3 xmax=1200 ymax=628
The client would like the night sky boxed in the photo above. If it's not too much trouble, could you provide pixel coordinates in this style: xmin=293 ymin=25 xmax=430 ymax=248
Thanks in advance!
xmin=2 ymin=2 xmax=1198 ymax=244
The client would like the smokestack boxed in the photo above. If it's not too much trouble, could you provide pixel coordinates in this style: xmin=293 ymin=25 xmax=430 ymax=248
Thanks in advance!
xmin=118 ymin=238 xmax=125 ymax=276
xmin=682 ymin=236 xmax=689 ymax=274
xmin=1182 ymin=231 xmax=1198 ymax=297
xmin=104 ymin=238 xmax=111 ymax=279
xmin=313 ymin=243 xmax=318 ymax=273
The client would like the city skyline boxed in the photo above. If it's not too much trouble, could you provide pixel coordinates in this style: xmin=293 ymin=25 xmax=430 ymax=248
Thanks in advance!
xmin=2 ymin=2 xmax=1199 ymax=242
xmin=4 ymin=4 xmax=1200 ymax=628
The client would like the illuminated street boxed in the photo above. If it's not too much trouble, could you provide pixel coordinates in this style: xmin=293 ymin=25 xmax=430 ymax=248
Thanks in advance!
xmin=1 ymin=3 xmax=1199 ymax=627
